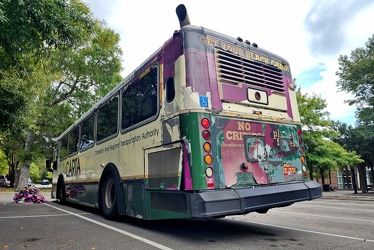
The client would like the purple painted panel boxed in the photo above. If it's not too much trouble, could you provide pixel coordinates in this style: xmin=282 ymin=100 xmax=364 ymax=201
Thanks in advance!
xmin=163 ymin=35 xmax=183 ymax=81
xmin=215 ymin=118 xmax=305 ymax=186
xmin=218 ymin=120 xmax=268 ymax=185
xmin=221 ymin=84 xmax=247 ymax=102
xmin=185 ymin=48 xmax=210 ymax=95
xmin=183 ymin=144 xmax=193 ymax=190
xmin=284 ymin=75 xmax=294 ymax=119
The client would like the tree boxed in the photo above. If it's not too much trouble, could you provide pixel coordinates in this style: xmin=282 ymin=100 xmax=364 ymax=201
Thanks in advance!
xmin=0 ymin=149 xmax=8 ymax=175
xmin=332 ymin=122 xmax=373 ymax=192
xmin=336 ymin=35 xmax=374 ymax=125
xmin=0 ymin=0 xmax=96 ymax=132
xmin=36 ymin=24 xmax=122 ymax=161
xmin=0 ymin=1 xmax=123 ymax=190
xmin=296 ymin=87 xmax=362 ymax=185
xmin=335 ymin=34 xmax=374 ymax=191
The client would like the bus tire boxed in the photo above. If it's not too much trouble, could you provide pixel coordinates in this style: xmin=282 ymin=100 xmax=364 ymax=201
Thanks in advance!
xmin=57 ymin=179 xmax=66 ymax=205
xmin=101 ymin=173 xmax=119 ymax=220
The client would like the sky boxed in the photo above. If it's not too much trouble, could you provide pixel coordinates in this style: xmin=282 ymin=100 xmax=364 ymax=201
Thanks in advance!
xmin=83 ymin=0 xmax=374 ymax=126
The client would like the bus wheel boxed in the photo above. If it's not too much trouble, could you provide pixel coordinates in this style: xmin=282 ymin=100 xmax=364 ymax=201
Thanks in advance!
xmin=101 ymin=173 xmax=119 ymax=220
xmin=57 ymin=182 xmax=66 ymax=205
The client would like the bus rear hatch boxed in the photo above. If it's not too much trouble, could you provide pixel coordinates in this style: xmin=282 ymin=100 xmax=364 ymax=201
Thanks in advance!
xmin=212 ymin=117 xmax=307 ymax=187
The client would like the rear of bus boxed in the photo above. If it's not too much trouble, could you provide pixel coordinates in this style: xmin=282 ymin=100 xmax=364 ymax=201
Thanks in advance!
xmin=161 ymin=5 xmax=322 ymax=219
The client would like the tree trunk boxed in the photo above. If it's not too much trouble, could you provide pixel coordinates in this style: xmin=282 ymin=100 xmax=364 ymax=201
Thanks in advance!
xmin=15 ymin=132 xmax=33 ymax=191
xmin=370 ymin=160 xmax=374 ymax=190
xmin=351 ymin=167 xmax=358 ymax=194
xmin=320 ymin=168 xmax=325 ymax=184
xmin=10 ymin=156 xmax=19 ymax=188
xmin=16 ymin=163 xmax=30 ymax=191
xmin=309 ymin=165 xmax=313 ymax=180
xmin=358 ymin=165 xmax=368 ymax=193
xmin=329 ymin=169 xmax=332 ymax=184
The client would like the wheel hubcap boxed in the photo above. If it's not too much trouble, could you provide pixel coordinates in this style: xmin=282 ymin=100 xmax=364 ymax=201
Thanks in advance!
xmin=105 ymin=178 xmax=115 ymax=209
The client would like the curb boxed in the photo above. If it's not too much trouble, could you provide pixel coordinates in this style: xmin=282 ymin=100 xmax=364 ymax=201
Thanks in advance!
xmin=321 ymin=195 xmax=374 ymax=201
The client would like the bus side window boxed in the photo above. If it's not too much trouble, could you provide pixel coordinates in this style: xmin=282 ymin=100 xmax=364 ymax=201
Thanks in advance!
xmin=141 ymin=93 xmax=157 ymax=119
xmin=97 ymin=95 xmax=119 ymax=142
xmin=166 ymin=77 xmax=175 ymax=103
xmin=122 ymin=67 xmax=158 ymax=130
xmin=60 ymin=136 xmax=68 ymax=160
xmin=80 ymin=114 xmax=95 ymax=150
xmin=68 ymin=126 xmax=79 ymax=155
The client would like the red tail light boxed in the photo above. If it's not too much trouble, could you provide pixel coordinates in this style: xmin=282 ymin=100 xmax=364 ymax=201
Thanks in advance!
xmin=202 ymin=130 xmax=211 ymax=140
xmin=201 ymin=118 xmax=210 ymax=128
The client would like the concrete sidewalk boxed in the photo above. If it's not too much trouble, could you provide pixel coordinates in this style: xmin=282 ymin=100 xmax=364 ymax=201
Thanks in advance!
xmin=321 ymin=189 xmax=374 ymax=201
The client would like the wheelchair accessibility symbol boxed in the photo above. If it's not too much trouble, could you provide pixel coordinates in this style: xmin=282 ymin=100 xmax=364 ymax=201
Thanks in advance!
xmin=199 ymin=96 xmax=208 ymax=108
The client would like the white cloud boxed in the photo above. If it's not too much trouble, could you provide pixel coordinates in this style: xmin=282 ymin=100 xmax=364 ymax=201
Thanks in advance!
xmin=306 ymin=60 xmax=356 ymax=123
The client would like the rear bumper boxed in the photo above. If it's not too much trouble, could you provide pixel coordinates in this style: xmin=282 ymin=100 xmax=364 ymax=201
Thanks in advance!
xmin=189 ymin=180 xmax=322 ymax=218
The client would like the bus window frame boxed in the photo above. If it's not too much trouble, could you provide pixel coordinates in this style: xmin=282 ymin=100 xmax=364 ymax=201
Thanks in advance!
xmin=120 ymin=65 xmax=160 ymax=134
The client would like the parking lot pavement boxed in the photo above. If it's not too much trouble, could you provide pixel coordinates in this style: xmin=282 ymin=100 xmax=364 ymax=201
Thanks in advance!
xmin=2 ymin=187 xmax=374 ymax=204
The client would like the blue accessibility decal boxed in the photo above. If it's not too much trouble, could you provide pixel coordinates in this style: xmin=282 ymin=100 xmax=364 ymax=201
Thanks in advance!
xmin=199 ymin=96 xmax=208 ymax=107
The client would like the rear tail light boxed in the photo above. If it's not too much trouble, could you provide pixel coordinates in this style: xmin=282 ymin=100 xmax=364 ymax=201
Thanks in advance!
xmin=300 ymin=147 xmax=304 ymax=154
xmin=203 ymin=142 xmax=211 ymax=152
xmin=201 ymin=118 xmax=210 ymax=128
xmin=202 ymin=130 xmax=211 ymax=140
xmin=301 ymin=156 xmax=305 ymax=163
xmin=204 ymin=154 xmax=212 ymax=165
xmin=201 ymin=117 xmax=214 ymax=188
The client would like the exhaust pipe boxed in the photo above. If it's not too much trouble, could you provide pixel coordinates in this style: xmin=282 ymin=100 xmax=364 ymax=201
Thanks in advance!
xmin=176 ymin=4 xmax=191 ymax=28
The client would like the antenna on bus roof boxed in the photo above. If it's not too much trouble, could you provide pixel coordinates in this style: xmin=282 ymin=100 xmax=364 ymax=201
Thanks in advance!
xmin=176 ymin=4 xmax=191 ymax=28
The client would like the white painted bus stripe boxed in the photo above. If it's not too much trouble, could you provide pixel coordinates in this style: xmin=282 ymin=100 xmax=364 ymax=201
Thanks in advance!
xmin=44 ymin=203 xmax=173 ymax=250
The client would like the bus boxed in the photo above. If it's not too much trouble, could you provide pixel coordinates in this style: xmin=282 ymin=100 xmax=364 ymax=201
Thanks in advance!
xmin=49 ymin=4 xmax=322 ymax=220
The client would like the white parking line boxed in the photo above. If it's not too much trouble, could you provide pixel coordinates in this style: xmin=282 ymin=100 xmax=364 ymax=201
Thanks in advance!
xmin=0 ymin=213 xmax=89 ymax=219
xmin=44 ymin=203 xmax=173 ymax=250
xmin=270 ymin=210 xmax=374 ymax=223
xmin=234 ymin=219 xmax=374 ymax=243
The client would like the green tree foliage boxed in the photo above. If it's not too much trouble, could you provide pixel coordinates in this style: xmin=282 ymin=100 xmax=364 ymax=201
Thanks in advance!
xmin=332 ymin=121 xmax=373 ymax=191
xmin=37 ymin=24 xmax=122 ymax=159
xmin=0 ymin=0 xmax=95 ymax=72
xmin=0 ymin=0 xmax=123 ymax=189
xmin=0 ymin=0 xmax=96 ymax=132
xmin=335 ymin=35 xmax=374 ymax=191
xmin=336 ymin=35 xmax=374 ymax=125
xmin=0 ymin=149 xmax=8 ymax=174
xmin=296 ymin=88 xmax=362 ymax=184
xmin=29 ymin=162 xmax=40 ymax=183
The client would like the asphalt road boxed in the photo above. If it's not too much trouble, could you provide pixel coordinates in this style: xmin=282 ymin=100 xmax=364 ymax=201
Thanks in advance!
xmin=0 ymin=191 xmax=373 ymax=250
